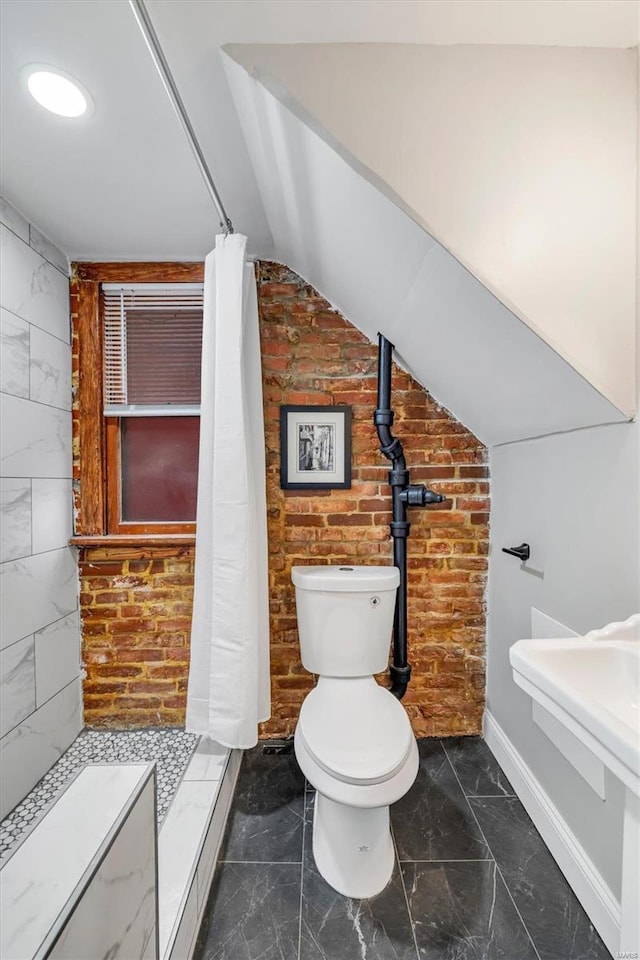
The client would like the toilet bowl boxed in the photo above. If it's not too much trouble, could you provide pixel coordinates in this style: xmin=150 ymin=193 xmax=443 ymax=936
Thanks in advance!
xmin=292 ymin=564 xmax=419 ymax=899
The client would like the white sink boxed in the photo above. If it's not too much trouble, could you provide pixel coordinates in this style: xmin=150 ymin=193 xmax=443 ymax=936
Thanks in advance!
xmin=510 ymin=614 xmax=640 ymax=796
xmin=511 ymin=614 xmax=640 ymax=953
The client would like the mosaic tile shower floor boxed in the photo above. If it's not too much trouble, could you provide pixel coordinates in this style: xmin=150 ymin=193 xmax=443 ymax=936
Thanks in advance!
xmin=0 ymin=728 xmax=198 ymax=866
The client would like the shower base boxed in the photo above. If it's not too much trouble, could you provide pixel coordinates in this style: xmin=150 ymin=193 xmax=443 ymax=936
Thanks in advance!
xmin=0 ymin=727 xmax=198 ymax=866
xmin=0 ymin=727 xmax=241 ymax=960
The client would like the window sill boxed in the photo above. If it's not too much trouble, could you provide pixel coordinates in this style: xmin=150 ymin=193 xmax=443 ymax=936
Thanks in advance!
xmin=70 ymin=534 xmax=195 ymax=561
xmin=71 ymin=535 xmax=195 ymax=547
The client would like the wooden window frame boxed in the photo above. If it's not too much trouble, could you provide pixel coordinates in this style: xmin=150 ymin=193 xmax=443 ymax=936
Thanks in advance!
xmin=72 ymin=262 xmax=204 ymax=541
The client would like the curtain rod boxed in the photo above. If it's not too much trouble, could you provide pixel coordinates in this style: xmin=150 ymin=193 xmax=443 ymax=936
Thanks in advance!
xmin=129 ymin=0 xmax=234 ymax=236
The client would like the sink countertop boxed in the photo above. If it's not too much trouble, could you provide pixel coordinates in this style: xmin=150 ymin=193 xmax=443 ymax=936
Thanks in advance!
xmin=510 ymin=614 xmax=640 ymax=795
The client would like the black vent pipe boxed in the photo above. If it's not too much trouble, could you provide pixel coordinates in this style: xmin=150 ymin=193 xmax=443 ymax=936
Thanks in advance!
xmin=374 ymin=334 xmax=446 ymax=699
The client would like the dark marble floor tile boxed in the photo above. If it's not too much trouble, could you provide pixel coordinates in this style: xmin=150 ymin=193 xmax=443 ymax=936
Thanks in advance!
xmin=441 ymin=737 xmax=515 ymax=798
xmin=391 ymin=740 xmax=491 ymax=862
xmin=193 ymin=861 xmax=301 ymax=960
xmin=470 ymin=797 xmax=611 ymax=960
xmin=301 ymin=795 xmax=418 ymax=960
xmin=220 ymin=745 xmax=305 ymax=862
xmin=402 ymin=860 xmax=537 ymax=960
xmin=300 ymin=866 xmax=418 ymax=960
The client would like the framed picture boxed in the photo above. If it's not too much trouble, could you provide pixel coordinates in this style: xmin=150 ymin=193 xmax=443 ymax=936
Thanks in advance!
xmin=280 ymin=405 xmax=352 ymax=490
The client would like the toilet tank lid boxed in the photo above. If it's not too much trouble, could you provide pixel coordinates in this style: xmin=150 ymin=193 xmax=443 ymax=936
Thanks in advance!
xmin=291 ymin=564 xmax=400 ymax=593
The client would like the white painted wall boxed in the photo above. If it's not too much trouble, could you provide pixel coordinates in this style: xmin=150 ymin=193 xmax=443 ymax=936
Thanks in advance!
xmin=224 ymin=52 xmax=626 ymax=447
xmin=227 ymin=43 xmax=637 ymax=417
xmin=0 ymin=197 xmax=82 ymax=819
xmin=487 ymin=419 xmax=640 ymax=903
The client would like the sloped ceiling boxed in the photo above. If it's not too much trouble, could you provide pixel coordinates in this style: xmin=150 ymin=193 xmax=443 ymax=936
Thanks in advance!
xmin=1 ymin=0 xmax=636 ymax=444
xmin=1 ymin=0 xmax=638 ymax=260
xmin=0 ymin=0 xmax=273 ymax=259
xmin=222 ymin=50 xmax=626 ymax=447
xmin=223 ymin=43 xmax=637 ymax=418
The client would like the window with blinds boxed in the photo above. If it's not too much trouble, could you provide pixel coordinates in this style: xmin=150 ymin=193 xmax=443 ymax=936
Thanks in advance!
xmin=103 ymin=283 xmax=204 ymax=416
xmin=101 ymin=281 xmax=203 ymax=528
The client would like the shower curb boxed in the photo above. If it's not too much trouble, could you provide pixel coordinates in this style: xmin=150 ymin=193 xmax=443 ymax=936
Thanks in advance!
xmin=159 ymin=744 xmax=242 ymax=960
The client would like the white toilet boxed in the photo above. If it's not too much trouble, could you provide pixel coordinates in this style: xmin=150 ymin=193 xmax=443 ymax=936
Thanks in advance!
xmin=292 ymin=564 xmax=419 ymax=899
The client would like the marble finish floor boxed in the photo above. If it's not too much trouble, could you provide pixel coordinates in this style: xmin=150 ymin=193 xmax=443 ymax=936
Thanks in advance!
xmin=193 ymin=737 xmax=612 ymax=960
xmin=0 ymin=727 xmax=198 ymax=865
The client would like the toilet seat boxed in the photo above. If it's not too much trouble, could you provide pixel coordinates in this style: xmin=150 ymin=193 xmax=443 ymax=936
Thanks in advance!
xmin=297 ymin=677 xmax=414 ymax=786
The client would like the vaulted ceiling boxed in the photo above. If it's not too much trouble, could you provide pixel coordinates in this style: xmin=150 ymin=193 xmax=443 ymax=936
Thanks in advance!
xmin=1 ymin=0 xmax=637 ymax=259
xmin=1 ymin=0 xmax=637 ymax=444
xmin=220 ymin=50 xmax=629 ymax=445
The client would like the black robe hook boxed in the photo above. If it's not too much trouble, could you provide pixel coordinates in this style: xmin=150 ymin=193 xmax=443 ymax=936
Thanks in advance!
xmin=502 ymin=543 xmax=530 ymax=562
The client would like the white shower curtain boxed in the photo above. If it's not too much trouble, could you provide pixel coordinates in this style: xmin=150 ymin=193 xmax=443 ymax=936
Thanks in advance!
xmin=186 ymin=233 xmax=271 ymax=748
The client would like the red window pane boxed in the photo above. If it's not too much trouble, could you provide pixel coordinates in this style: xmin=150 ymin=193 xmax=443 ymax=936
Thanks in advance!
xmin=121 ymin=417 xmax=199 ymax=522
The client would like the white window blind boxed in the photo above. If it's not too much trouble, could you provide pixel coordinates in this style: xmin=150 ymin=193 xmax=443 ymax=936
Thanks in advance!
xmin=102 ymin=283 xmax=204 ymax=416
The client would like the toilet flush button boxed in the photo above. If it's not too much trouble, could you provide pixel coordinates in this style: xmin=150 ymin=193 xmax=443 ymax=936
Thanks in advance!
xmin=370 ymin=596 xmax=380 ymax=607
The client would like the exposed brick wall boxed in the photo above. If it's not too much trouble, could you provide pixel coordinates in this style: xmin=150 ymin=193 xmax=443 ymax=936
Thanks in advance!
xmin=79 ymin=549 xmax=194 ymax=727
xmin=76 ymin=262 xmax=489 ymax=735
xmin=258 ymin=263 xmax=488 ymax=738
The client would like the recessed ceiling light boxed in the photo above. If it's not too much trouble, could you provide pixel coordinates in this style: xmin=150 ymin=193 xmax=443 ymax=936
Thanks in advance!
xmin=23 ymin=65 xmax=93 ymax=118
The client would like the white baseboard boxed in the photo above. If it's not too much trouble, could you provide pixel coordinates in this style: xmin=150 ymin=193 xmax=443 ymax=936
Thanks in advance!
xmin=483 ymin=710 xmax=620 ymax=957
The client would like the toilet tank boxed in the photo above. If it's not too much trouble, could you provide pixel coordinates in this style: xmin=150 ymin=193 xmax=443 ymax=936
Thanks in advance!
xmin=292 ymin=565 xmax=400 ymax=676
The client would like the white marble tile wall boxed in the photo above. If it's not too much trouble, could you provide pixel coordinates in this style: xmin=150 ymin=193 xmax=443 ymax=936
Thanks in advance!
xmin=0 ymin=679 xmax=82 ymax=817
xmin=0 ymin=478 xmax=31 ymax=562
xmin=0 ymin=636 xmax=35 ymax=739
xmin=1 ymin=393 xmax=72 ymax=478
xmin=48 ymin=772 xmax=158 ymax=960
xmin=0 ymin=763 xmax=157 ymax=960
xmin=143 ymin=927 xmax=159 ymax=960
xmin=30 ymin=326 xmax=72 ymax=411
xmin=0 ymin=223 xmax=69 ymax=341
xmin=0 ymin=309 xmax=29 ymax=399
xmin=0 ymin=196 xmax=81 ymax=821
xmin=0 ymin=198 xmax=28 ymax=244
xmin=35 ymin=611 xmax=81 ymax=707
xmin=32 ymin=478 xmax=74 ymax=552
xmin=0 ymin=547 xmax=78 ymax=650
xmin=29 ymin=223 xmax=70 ymax=276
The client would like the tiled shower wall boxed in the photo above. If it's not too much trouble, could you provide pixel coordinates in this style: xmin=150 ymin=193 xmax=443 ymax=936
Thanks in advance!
xmin=0 ymin=198 xmax=82 ymax=819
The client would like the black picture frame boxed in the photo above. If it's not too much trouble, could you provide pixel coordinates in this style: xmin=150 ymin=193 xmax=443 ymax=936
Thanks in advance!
xmin=280 ymin=405 xmax=352 ymax=490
